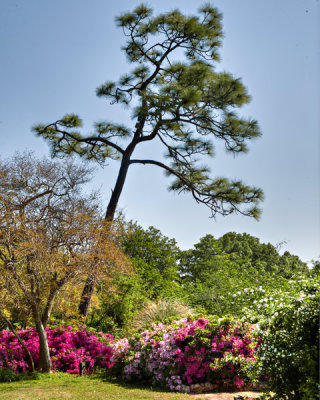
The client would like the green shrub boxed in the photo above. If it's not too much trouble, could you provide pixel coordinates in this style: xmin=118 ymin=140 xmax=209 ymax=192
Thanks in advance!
xmin=258 ymin=278 xmax=319 ymax=399
xmin=0 ymin=367 xmax=19 ymax=382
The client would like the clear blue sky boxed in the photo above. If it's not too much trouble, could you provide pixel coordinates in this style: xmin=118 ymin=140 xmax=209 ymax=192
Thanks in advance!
xmin=1 ymin=0 xmax=319 ymax=263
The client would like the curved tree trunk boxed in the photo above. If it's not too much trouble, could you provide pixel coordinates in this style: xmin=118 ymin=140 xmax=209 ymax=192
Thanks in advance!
xmin=36 ymin=321 xmax=51 ymax=372
xmin=78 ymin=154 xmax=132 ymax=320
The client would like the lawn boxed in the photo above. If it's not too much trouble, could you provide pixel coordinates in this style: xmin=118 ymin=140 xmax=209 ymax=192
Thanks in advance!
xmin=0 ymin=373 xmax=202 ymax=400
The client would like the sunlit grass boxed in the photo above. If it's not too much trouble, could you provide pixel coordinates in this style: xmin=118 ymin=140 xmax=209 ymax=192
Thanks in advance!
xmin=0 ymin=372 xmax=200 ymax=400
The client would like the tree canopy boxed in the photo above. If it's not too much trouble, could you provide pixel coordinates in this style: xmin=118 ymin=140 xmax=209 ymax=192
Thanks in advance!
xmin=179 ymin=232 xmax=309 ymax=315
xmin=34 ymin=3 xmax=263 ymax=221
xmin=87 ymin=224 xmax=184 ymax=332
xmin=0 ymin=153 xmax=130 ymax=371
xmin=122 ymin=224 xmax=181 ymax=298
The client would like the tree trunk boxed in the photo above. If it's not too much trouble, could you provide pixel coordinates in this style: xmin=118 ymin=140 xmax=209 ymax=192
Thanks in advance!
xmin=78 ymin=154 xmax=132 ymax=319
xmin=105 ymin=155 xmax=131 ymax=221
xmin=42 ymin=289 xmax=57 ymax=328
xmin=34 ymin=310 xmax=51 ymax=372
xmin=78 ymin=273 xmax=97 ymax=320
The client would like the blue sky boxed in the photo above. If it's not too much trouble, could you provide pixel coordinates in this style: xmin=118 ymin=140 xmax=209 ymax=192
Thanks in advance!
xmin=1 ymin=0 xmax=319 ymax=262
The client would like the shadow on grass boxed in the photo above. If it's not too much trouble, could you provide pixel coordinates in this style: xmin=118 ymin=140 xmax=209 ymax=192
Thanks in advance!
xmin=1 ymin=369 xmax=181 ymax=397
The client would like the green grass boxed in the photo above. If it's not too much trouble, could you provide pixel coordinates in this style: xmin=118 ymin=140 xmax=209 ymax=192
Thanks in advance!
xmin=0 ymin=373 xmax=202 ymax=400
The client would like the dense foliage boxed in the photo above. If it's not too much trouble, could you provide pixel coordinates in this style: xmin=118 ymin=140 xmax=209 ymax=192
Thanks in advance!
xmin=251 ymin=277 xmax=319 ymax=400
xmin=179 ymin=233 xmax=308 ymax=316
xmin=87 ymin=226 xmax=311 ymax=340
xmin=122 ymin=225 xmax=181 ymax=300
xmin=1 ymin=272 xmax=318 ymax=399
xmin=1 ymin=3 xmax=316 ymax=398
xmin=88 ymin=224 xmax=184 ymax=332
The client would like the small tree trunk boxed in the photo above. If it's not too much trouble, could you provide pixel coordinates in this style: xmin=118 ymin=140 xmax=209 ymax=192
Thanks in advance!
xmin=33 ymin=309 xmax=51 ymax=372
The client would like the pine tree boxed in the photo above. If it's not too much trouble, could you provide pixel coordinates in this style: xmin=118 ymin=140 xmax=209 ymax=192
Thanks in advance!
xmin=34 ymin=4 xmax=264 ymax=317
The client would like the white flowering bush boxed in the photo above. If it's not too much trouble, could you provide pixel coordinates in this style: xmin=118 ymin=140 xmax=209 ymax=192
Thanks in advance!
xmin=231 ymin=276 xmax=320 ymax=399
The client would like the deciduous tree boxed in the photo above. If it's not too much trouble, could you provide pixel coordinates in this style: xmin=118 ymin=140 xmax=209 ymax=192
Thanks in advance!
xmin=0 ymin=153 xmax=129 ymax=372
xmin=179 ymin=232 xmax=308 ymax=315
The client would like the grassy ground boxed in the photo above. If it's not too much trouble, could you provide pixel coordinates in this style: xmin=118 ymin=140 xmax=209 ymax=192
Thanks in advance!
xmin=0 ymin=373 xmax=202 ymax=400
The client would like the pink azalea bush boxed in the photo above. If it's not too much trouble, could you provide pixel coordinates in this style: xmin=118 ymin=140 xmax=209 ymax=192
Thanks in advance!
xmin=0 ymin=317 xmax=261 ymax=391
xmin=0 ymin=326 xmax=114 ymax=374
xmin=110 ymin=317 xmax=261 ymax=391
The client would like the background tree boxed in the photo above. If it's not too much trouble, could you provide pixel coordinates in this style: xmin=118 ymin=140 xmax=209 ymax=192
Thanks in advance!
xmin=218 ymin=232 xmax=308 ymax=277
xmin=0 ymin=153 xmax=130 ymax=372
xmin=309 ymin=259 xmax=320 ymax=277
xmin=179 ymin=232 xmax=308 ymax=315
xmin=33 ymin=3 xmax=264 ymax=315
xmin=122 ymin=224 xmax=182 ymax=299
xmin=87 ymin=224 xmax=184 ymax=333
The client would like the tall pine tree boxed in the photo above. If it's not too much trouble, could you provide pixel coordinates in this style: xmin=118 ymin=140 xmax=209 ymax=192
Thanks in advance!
xmin=34 ymin=4 xmax=264 ymax=317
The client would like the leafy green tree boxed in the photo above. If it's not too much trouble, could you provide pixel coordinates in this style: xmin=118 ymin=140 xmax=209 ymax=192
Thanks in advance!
xmin=309 ymin=260 xmax=320 ymax=277
xmin=218 ymin=232 xmax=308 ymax=277
xmin=122 ymin=224 xmax=182 ymax=299
xmin=180 ymin=234 xmax=251 ymax=314
xmin=179 ymin=234 xmax=223 ymax=282
xmin=33 ymin=3 xmax=263 ymax=315
xmin=87 ymin=224 xmax=184 ymax=332
xmin=180 ymin=233 xmax=308 ymax=315
xmin=87 ymin=273 xmax=144 ymax=334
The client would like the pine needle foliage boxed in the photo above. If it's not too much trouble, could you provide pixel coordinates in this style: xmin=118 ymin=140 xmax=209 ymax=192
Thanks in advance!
xmin=34 ymin=3 xmax=263 ymax=220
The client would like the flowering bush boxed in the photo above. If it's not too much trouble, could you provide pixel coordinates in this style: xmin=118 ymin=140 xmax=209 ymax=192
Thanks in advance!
xmin=229 ymin=276 xmax=320 ymax=399
xmin=228 ymin=276 xmax=317 ymax=330
xmin=257 ymin=278 xmax=320 ymax=400
xmin=0 ymin=326 xmax=114 ymax=374
xmin=110 ymin=316 xmax=261 ymax=391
